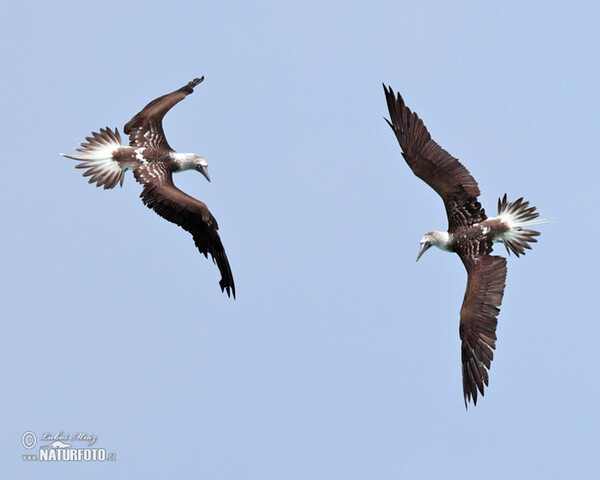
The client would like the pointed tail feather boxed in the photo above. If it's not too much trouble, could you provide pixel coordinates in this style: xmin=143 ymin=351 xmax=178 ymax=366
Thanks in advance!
xmin=497 ymin=194 xmax=551 ymax=257
xmin=61 ymin=127 xmax=126 ymax=189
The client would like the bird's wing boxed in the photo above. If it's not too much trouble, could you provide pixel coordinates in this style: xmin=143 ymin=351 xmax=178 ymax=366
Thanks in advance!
xmin=134 ymin=162 xmax=235 ymax=298
xmin=458 ymin=253 xmax=507 ymax=406
xmin=383 ymin=84 xmax=487 ymax=230
xmin=124 ymin=77 xmax=205 ymax=151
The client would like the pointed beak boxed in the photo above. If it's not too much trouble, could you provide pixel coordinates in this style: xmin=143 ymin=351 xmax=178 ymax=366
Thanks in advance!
xmin=416 ymin=242 xmax=431 ymax=262
xmin=196 ymin=165 xmax=211 ymax=182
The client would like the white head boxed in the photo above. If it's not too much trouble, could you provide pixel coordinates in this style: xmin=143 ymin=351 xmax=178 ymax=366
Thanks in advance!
xmin=416 ymin=231 xmax=450 ymax=261
xmin=172 ymin=153 xmax=210 ymax=182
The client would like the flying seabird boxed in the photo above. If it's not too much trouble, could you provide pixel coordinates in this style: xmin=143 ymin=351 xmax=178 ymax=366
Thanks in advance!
xmin=383 ymin=84 xmax=549 ymax=406
xmin=62 ymin=77 xmax=235 ymax=298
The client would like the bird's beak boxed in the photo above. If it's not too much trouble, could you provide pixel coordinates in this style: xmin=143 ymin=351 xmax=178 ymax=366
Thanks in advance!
xmin=416 ymin=242 xmax=431 ymax=262
xmin=197 ymin=165 xmax=211 ymax=182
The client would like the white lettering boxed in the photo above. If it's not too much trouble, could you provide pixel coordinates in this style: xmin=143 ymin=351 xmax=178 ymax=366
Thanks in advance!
xmin=39 ymin=448 xmax=107 ymax=461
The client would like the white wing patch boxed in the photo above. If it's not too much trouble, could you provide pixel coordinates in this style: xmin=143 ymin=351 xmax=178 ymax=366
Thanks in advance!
xmin=135 ymin=148 xmax=147 ymax=163
xmin=135 ymin=162 xmax=169 ymax=185
xmin=139 ymin=124 xmax=159 ymax=146
xmin=148 ymin=163 xmax=165 ymax=179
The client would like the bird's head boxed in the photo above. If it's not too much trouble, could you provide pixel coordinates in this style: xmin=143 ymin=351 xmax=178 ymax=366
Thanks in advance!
xmin=416 ymin=233 xmax=434 ymax=262
xmin=416 ymin=231 xmax=451 ymax=261
xmin=193 ymin=155 xmax=211 ymax=182
xmin=172 ymin=152 xmax=211 ymax=182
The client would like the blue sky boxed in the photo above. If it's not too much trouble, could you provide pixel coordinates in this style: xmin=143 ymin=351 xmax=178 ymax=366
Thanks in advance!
xmin=1 ymin=0 xmax=599 ymax=478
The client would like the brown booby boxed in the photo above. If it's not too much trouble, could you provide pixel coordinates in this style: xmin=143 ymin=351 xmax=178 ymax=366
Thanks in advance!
xmin=383 ymin=84 xmax=549 ymax=406
xmin=62 ymin=77 xmax=235 ymax=298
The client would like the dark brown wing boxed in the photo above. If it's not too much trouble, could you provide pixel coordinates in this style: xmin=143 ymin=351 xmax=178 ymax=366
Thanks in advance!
xmin=383 ymin=84 xmax=486 ymax=230
xmin=124 ymin=77 xmax=205 ymax=151
xmin=458 ymin=254 xmax=507 ymax=407
xmin=134 ymin=162 xmax=235 ymax=298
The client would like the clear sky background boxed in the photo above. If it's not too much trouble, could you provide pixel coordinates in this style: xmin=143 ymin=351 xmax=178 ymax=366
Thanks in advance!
xmin=1 ymin=1 xmax=599 ymax=478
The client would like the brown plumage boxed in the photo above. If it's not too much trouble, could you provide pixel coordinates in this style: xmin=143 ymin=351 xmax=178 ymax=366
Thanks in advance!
xmin=383 ymin=84 xmax=486 ymax=230
xmin=459 ymin=255 xmax=507 ymax=406
xmin=62 ymin=78 xmax=235 ymax=298
xmin=134 ymin=162 xmax=235 ymax=298
xmin=124 ymin=77 xmax=204 ymax=151
xmin=384 ymin=84 xmax=548 ymax=406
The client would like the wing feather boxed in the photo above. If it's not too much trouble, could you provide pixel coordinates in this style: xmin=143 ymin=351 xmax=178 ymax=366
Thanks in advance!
xmin=133 ymin=162 xmax=235 ymax=298
xmin=383 ymin=84 xmax=487 ymax=230
xmin=124 ymin=77 xmax=205 ymax=150
xmin=458 ymin=255 xmax=507 ymax=406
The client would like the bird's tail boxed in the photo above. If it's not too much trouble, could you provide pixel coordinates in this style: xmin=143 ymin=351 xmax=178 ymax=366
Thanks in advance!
xmin=497 ymin=194 xmax=551 ymax=257
xmin=61 ymin=127 xmax=126 ymax=189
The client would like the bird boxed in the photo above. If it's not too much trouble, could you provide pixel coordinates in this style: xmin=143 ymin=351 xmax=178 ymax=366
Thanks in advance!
xmin=383 ymin=84 xmax=549 ymax=406
xmin=62 ymin=77 xmax=235 ymax=298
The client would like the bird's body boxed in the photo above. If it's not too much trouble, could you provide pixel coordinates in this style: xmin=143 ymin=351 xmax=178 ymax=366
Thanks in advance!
xmin=62 ymin=78 xmax=235 ymax=298
xmin=383 ymin=84 xmax=549 ymax=406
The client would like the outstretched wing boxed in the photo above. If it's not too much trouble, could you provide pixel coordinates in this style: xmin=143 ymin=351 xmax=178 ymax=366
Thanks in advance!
xmin=383 ymin=84 xmax=486 ymax=231
xmin=124 ymin=77 xmax=205 ymax=151
xmin=134 ymin=162 xmax=235 ymax=298
xmin=458 ymin=254 xmax=507 ymax=407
